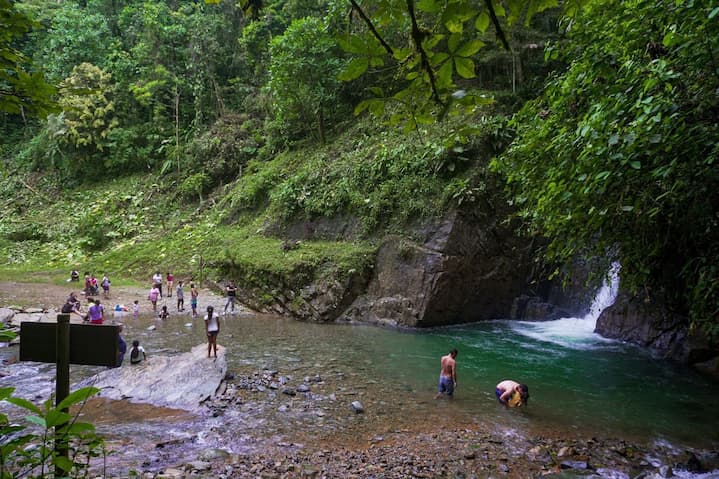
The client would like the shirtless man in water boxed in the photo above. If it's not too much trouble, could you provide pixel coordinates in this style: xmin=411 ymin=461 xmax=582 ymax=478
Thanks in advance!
xmin=434 ymin=348 xmax=458 ymax=399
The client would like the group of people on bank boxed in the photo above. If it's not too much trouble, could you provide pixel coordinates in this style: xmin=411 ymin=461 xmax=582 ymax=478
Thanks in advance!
xmin=434 ymin=349 xmax=530 ymax=408
xmin=64 ymin=269 xmax=233 ymax=361
xmin=70 ymin=270 xmax=112 ymax=299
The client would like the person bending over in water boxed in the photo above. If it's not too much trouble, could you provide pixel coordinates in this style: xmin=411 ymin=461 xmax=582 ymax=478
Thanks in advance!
xmin=434 ymin=348 xmax=458 ymax=399
xmin=495 ymin=380 xmax=529 ymax=408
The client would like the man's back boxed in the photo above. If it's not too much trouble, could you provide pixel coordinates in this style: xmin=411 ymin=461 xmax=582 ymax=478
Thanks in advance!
xmin=440 ymin=354 xmax=455 ymax=377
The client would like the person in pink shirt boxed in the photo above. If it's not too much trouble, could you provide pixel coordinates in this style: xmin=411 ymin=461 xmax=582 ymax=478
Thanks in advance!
xmin=148 ymin=284 xmax=160 ymax=313
xmin=166 ymin=272 xmax=174 ymax=297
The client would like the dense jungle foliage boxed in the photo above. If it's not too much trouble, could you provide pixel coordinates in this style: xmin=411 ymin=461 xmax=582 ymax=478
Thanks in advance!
xmin=0 ymin=0 xmax=717 ymax=337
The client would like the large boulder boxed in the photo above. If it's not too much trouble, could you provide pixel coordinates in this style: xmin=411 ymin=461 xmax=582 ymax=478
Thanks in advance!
xmin=595 ymin=291 xmax=718 ymax=366
xmin=78 ymin=344 xmax=227 ymax=409
xmin=338 ymin=209 xmax=536 ymax=327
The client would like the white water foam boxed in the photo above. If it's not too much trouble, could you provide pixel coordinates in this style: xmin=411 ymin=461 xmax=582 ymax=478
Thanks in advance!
xmin=510 ymin=262 xmax=621 ymax=350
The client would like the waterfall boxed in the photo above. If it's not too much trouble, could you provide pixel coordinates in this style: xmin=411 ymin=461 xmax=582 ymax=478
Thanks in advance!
xmin=584 ymin=261 xmax=621 ymax=325
xmin=509 ymin=262 xmax=621 ymax=349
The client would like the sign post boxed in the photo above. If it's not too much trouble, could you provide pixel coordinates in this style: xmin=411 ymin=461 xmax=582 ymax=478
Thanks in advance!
xmin=20 ymin=317 xmax=120 ymax=477
xmin=55 ymin=314 xmax=71 ymax=477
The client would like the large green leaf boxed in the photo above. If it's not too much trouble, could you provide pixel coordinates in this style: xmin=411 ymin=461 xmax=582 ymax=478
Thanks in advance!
xmin=338 ymin=58 xmax=369 ymax=81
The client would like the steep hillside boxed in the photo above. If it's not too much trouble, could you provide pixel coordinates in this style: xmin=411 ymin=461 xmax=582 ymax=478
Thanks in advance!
xmin=1 ymin=113 xmax=527 ymax=323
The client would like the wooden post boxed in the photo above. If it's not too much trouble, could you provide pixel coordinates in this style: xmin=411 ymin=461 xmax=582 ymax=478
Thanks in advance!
xmin=55 ymin=314 xmax=70 ymax=477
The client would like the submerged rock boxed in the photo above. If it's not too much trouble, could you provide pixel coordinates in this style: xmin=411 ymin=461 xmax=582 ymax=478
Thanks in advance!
xmin=78 ymin=344 xmax=227 ymax=409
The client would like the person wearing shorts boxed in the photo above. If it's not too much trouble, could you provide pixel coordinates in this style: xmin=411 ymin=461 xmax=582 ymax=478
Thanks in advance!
xmin=434 ymin=348 xmax=458 ymax=399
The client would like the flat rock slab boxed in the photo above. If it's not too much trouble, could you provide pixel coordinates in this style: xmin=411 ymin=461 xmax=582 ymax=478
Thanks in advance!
xmin=79 ymin=344 xmax=227 ymax=410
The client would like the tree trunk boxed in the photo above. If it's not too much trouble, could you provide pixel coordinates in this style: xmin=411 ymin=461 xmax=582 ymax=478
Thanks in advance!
xmin=174 ymin=85 xmax=180 ymax=174
xmin=317 ymin=107 xmax=326 ymax=144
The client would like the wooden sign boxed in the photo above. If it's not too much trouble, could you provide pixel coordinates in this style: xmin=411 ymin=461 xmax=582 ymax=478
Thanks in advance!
xmin=20 ymin=322 xmax=120 ymax=367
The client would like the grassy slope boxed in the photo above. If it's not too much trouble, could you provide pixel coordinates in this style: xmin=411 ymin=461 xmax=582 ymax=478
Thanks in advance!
xmin=0 ymin=113 xmax=497 ymax=299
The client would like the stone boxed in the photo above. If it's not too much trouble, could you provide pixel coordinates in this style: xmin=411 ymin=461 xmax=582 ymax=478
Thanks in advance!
xmin=560 ymin=460 xmax=589 ymax=470
xmin=156 ymin=468 xmax=184 ymax=479
xmin=199 ymin=448 xmax=230 ymax=461
xmin=297 ymin=384 xmax=310 ymax=393
xmin=351 ymin=401 xmax=364 ymax=413
xmin=282 ymin=388 xmax=296 ymax=396
xmin=336 ymin=210 xmax=539 ymax=327
xmin=0 ymin=308 xmax=14 ymax=324
xmin=76 ymin=344 xmax=227 ymax=409
xmin=187 ymin=460 xmax=211 ymax=471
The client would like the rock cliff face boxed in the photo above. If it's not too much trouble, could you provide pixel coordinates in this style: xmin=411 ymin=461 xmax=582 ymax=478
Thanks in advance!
xmin=595 ymin=291 xmax=718 ymax=368
xmin=337 ymin=209 xmax=537 ymax=327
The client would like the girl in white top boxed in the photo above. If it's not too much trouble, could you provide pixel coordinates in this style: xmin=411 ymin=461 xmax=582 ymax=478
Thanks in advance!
xmin=204 ymin=305 xmax=220 ymax=358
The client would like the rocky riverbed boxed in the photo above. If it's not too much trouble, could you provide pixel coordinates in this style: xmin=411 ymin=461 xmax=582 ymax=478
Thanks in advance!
xmin=2 ymin=281 xmax=719 ymax=479
xmin=132 ymin=367 xmax=719 ymax=479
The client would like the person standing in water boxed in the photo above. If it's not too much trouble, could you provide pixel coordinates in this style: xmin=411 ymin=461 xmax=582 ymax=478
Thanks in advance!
xmin=190 ymin=282 xmax=198 ymax=318
xmin=166 ymin=272 xmax=174 ymax=297
xmin=176 ymin=280 xmax=184 ymax=311
xmin=224 ymin=280 xmax=237 ymax=314
xmin=495 ymin=380 xmax=530 ymax=408
xmin=204 ymin=305 xmax=220 ymax=358
xmin=434 ymin=348 xmax=458 ymax=399
xmin=148 ymin=283 xmax=160 ymax=313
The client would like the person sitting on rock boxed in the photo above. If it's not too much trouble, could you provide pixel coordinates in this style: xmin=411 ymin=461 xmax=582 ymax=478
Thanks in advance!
xmin=129 ymin=340 xmax=146 ymax=365
xmin=61 ymin=292 xmax=86 ymax=320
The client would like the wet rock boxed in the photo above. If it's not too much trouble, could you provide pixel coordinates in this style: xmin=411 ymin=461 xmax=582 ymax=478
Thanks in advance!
xmin=186 ymin=460 xmax=211 ymax=471
xmin=77 ymin=344 xmax=227 ymax=409
xmin=558 ymin=446 xmax=575 ymax=457
xmin=297 ymin=384 xmax=310 ymax=393
xmin=560 ymin=460 xmax=589 ymax=470
xmin=658 ymin=465 xmax=673 ymax=477
xmin=673 ymin=452 xmax=703 ymax=473
xmin=147 ymin=325 xmax=156 ymax=331
xmin=156 ymin=468 xmax=184 ymax=479
xmin=282 ymin=388 xmax=296 ymax=396
xmin=351 ymin=401 xmax=364 ymax=413
xmin=0 ymin=308 xmax=14 ymax=323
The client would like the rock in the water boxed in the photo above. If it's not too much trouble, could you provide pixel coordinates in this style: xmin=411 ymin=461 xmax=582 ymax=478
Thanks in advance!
xmin=560 ymin=460 xmax=589 ymax=470
xmin=0 ymin=308 xmax=14 ymax=324
xmin=77 ymin=344 xmax=227 ymax=409
xmin=147 ymin=325 xmax=156 ymax=331
xmin=351 ymin=401 xmax=364 ymax=413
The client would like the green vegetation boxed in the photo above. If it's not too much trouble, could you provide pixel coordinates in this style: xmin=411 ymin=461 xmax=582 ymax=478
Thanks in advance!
xmin=1 ymin=386 xmax=105 ymax=479
xmin=493 ymin=0 xmax=719 ymax=338
xmin=0 ymin=0 xmax=716 ymax=337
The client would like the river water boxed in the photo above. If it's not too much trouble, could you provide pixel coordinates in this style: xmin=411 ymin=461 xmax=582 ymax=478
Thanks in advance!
xmin=2 ymin=275 xmax=719 ymax=475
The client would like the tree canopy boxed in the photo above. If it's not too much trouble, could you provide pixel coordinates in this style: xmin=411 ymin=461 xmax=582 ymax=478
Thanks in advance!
xmin=493 ymin=0 xmax=719 ymax=336
xmin=0 ymin=0 xmax=55 ymax=117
